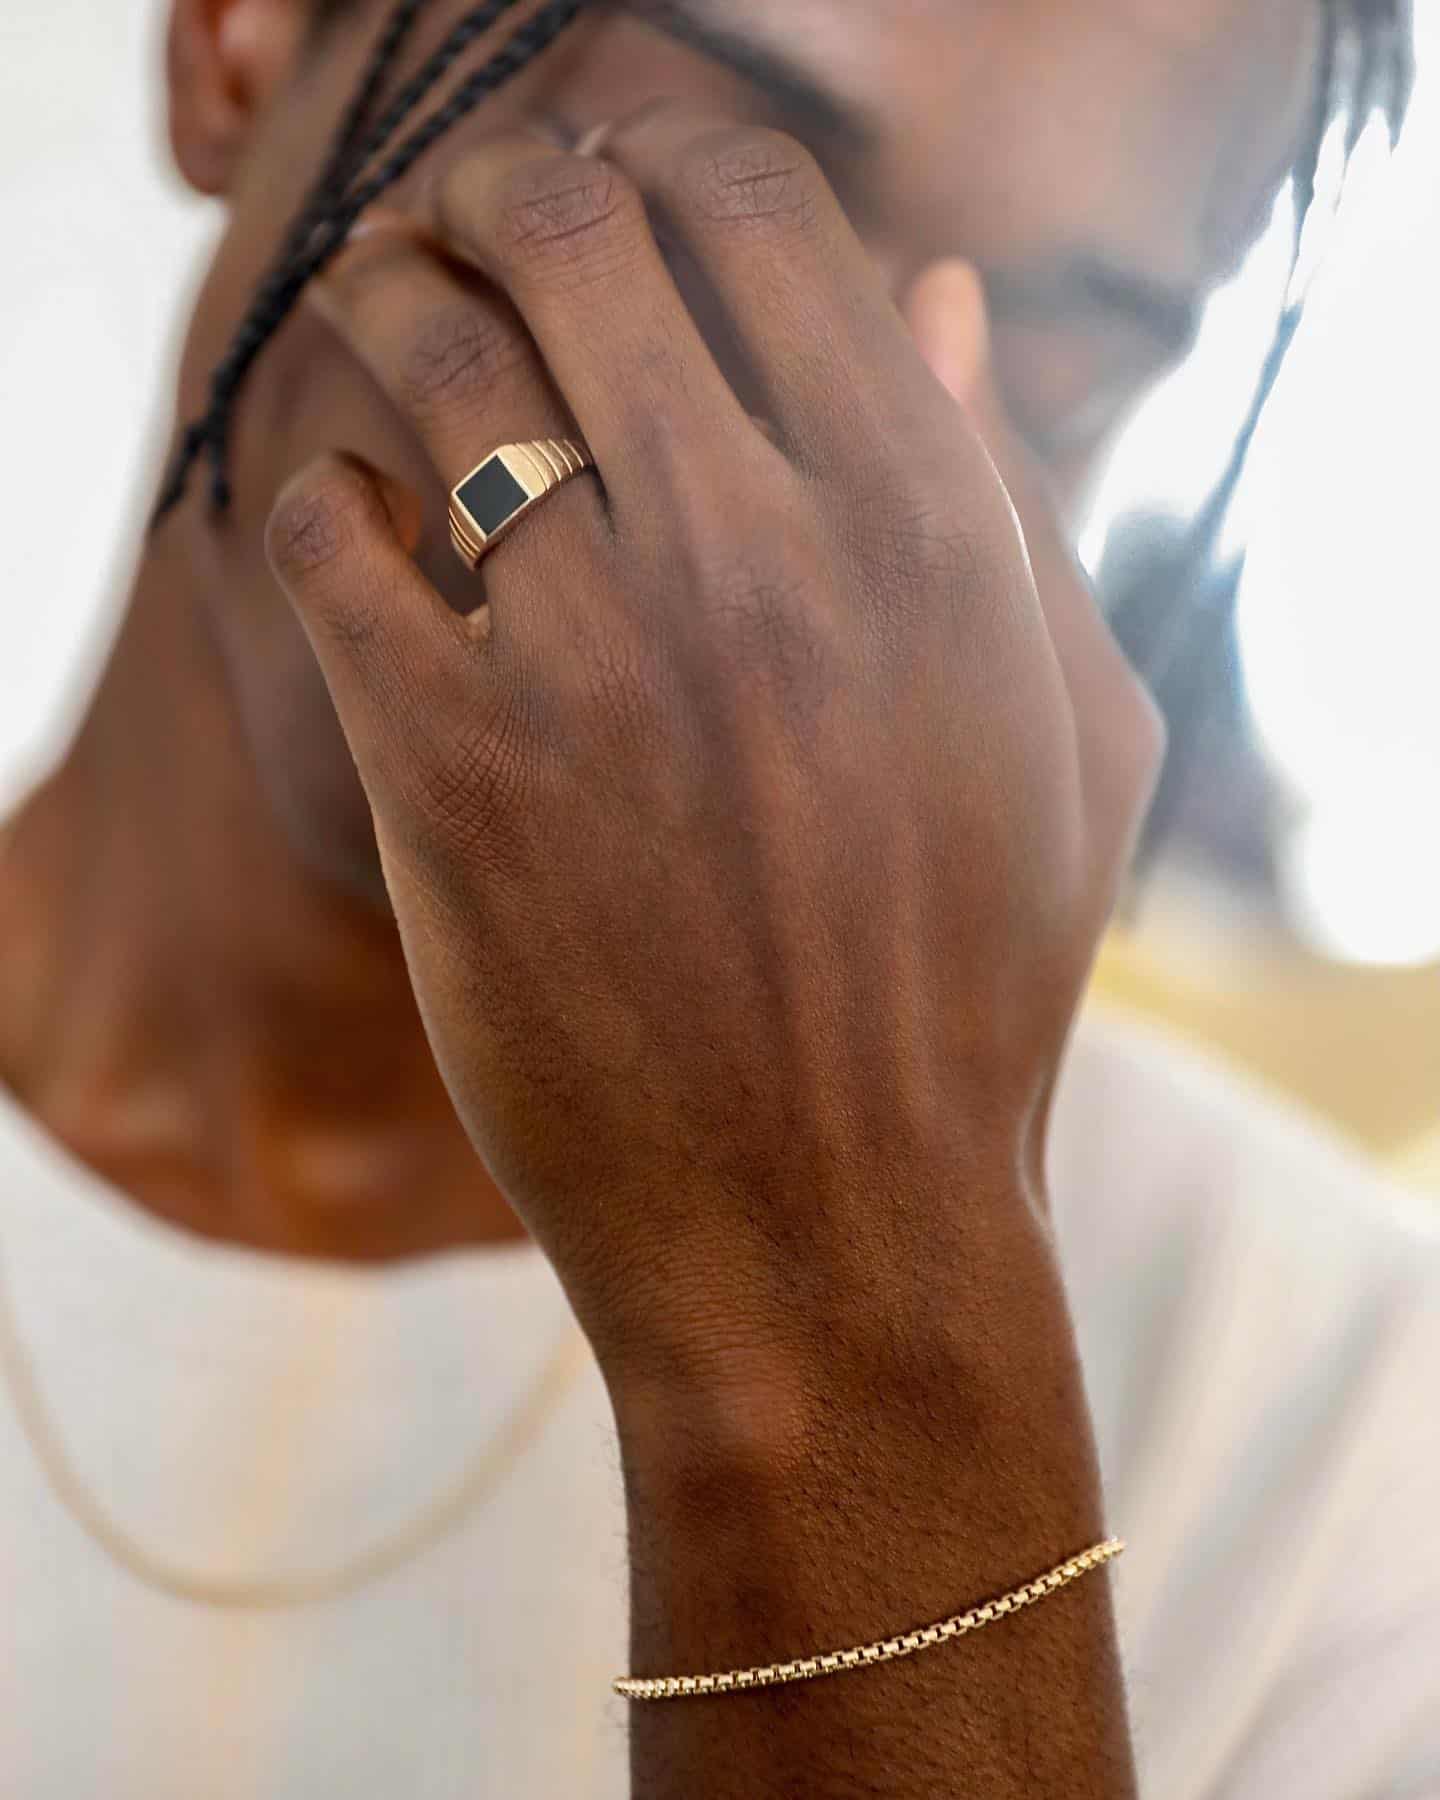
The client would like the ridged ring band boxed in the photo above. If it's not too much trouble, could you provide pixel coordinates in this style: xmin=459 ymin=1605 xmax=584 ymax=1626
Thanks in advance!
xmin=448 ymin=439 xmax=596 ymax=571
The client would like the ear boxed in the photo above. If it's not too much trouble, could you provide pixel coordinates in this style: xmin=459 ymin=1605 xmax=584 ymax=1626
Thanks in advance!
xmin=167 ymin=0 xmax=309 ymax=196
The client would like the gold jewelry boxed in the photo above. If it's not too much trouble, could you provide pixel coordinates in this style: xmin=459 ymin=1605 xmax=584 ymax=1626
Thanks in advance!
xmin=0 ymin=1227 xmax=588 ymax=1608
xmin=0 ymin=802 xmax=590 ymax=1620
xmin=449 ymin=438 xmax=596 ymax=570
xmin=0 ymin=810 xmax=587 ymax=1612
xmin=0 ymin=1223 xmax=588 ymax=1608
xmin=614 ymin=1537 xmax=1125 ymax=1701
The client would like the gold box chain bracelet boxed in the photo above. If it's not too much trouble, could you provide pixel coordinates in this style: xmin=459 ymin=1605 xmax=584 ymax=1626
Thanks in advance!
xmin=614 ymin=1537 xmax=1125 ymax=1701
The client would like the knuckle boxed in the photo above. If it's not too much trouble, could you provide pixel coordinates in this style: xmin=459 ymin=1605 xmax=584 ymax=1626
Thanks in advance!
xmin=266 ymin=458 xmax=377 ymax=590
xmin=683 ymin=533 xmax=838 ymax=715
xmin=890 ymin=510 xmax=987 ymax=600
xmin=489 ymin=154 xmax=645 ymax=284
xmin=411 ymin=691 xmax=533 ymax=865
xmin=392 ymin=303 xmax=528 ymax=423
xmin=577 ymin=628 xmax=673 ymax=759
xmin=845 ymin=474 xmax=992 ymax=617
xmin=675 ymin=127 xmax=825 ymax=236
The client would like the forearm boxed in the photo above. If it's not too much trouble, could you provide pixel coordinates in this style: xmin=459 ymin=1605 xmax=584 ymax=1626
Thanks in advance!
xmin=608 ymin=1197 xmax=1137 ymax=1799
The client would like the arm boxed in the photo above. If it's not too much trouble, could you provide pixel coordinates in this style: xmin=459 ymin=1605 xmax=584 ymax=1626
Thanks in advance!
xmin=614 ymin=1216 xmax=1134 ymax=1797
xmin=268 ymin=102 xmax=1160 ymax=1796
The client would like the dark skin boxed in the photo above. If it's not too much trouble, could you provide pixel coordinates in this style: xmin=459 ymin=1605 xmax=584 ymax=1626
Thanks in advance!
xmin=0 ymin=0 xmax=1313 ymax=1261
xmin=0 ymin=0 xmax=1316 ymax=1792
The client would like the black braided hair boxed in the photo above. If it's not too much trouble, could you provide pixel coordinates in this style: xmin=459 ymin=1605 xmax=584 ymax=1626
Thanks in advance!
xmin=153 ymin=0 xmax=595 ymax=523
xmin=153 ymin=0 xmax=438 ymax=520
xmin=1108 ymin=0 xmax=1416 ymax=871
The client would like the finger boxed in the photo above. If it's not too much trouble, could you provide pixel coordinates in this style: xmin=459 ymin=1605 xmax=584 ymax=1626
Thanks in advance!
xmin=266 ymin=452 xmax=500 ymax=822
xmin=907 ymin=261 xmax=1165 ymax=865
xmin=308 ymin=216 xmax=608 ymax=574
xmin=428 ymin=133 xmax=759 ymax=495
xmin=595 ymin=104 xmax=949 ymax=475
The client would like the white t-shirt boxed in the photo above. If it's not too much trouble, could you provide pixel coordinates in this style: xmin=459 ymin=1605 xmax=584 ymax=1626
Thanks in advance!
xmin=0 ymin=1011 xmax=1436 ymax=1799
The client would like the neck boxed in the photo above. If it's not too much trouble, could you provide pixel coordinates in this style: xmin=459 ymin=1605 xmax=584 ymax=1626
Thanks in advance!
xmin=0 ymin=521 xmax=526 ymax=1263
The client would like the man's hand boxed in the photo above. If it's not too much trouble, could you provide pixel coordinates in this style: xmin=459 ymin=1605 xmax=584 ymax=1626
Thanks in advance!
xmin=267 ymin=104 xmax=1156 ymax=1795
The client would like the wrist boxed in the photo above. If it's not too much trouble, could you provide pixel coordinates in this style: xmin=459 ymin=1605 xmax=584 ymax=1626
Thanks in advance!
xmin=588 ymin=1135 xmax=1055 ymax=1394
xmin=603 ymin=1171 xmax=1130 ymax=1792
xmin=605 ymin=1194 xmax=1104 ymax=1553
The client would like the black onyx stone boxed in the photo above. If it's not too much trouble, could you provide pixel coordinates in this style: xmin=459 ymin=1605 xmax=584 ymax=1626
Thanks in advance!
xmin=456 ymin=456 xmax=529 ymax=538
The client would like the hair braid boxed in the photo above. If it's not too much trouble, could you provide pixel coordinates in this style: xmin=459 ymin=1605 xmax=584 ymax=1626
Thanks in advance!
xmin=328 ymin=0 xmax=435 ymax=173
xmin=154 ymin=0 xmax=592 ymax=524
xmin=318 ymin=0 xmax=532 ymax=199
xmin=154 ymin=0 xmax=441 ymax=520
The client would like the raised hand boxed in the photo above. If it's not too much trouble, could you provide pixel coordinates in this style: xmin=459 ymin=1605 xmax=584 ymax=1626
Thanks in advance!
xmin=268 ymin=106 xmax=1151 ymax=1795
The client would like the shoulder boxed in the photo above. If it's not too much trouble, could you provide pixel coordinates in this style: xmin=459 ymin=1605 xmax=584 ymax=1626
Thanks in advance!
xmin=1051 ymin=1009 xmax=1440 ymax=1797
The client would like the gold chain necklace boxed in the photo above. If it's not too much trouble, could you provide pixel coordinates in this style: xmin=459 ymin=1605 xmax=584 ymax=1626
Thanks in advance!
xmin=0 ymin=820 xmax=587 ymax=1610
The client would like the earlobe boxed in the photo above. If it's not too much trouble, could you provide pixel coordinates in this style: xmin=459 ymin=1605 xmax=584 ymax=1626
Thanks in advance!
xmin=167 ymin=0 xmax=306 ymax=197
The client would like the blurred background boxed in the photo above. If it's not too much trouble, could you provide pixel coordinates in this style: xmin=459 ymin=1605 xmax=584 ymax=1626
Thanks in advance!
xmin=2 ymin=0 xmax=1437 ymax=1190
